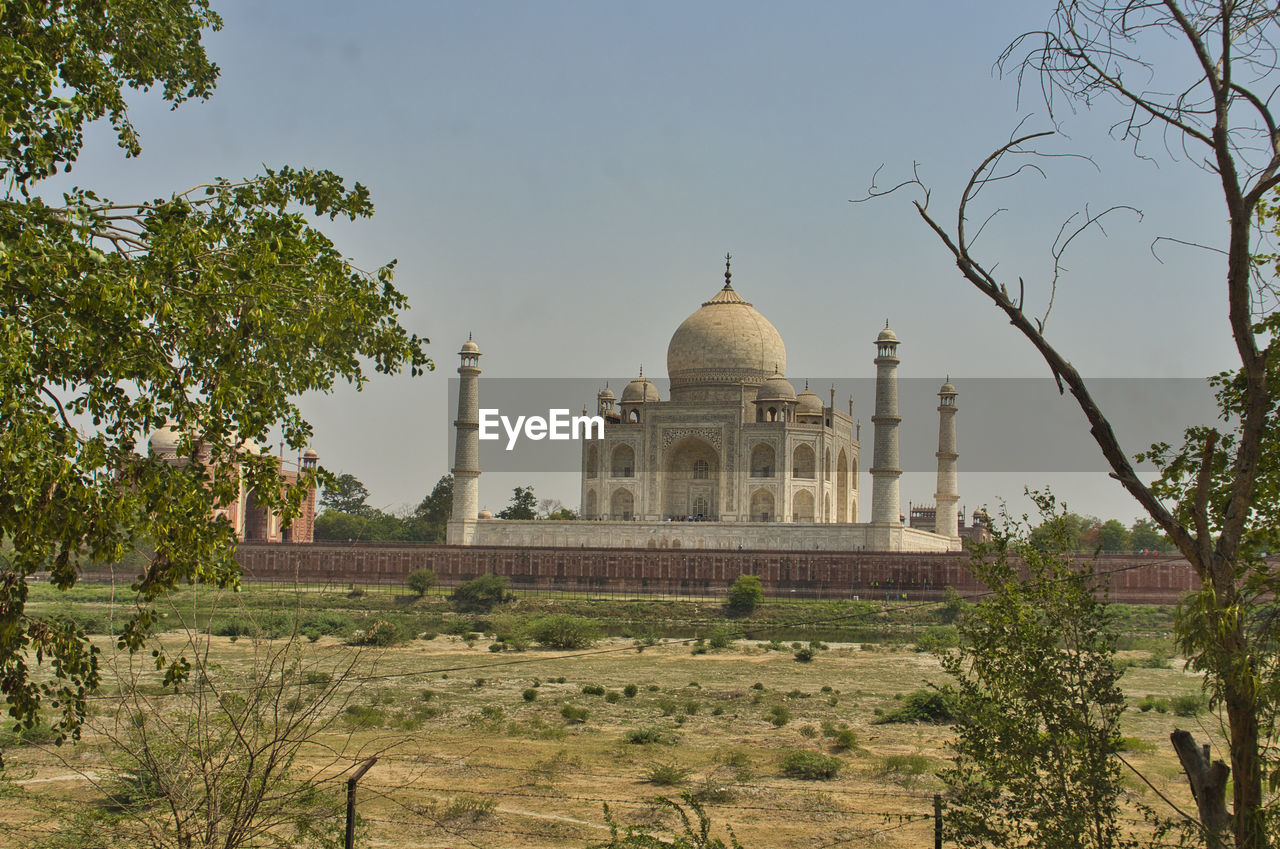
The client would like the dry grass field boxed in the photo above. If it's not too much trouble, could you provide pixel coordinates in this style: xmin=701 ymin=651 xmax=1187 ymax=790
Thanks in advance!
xmin=0 ymin=585 xmax=1218 ymax=848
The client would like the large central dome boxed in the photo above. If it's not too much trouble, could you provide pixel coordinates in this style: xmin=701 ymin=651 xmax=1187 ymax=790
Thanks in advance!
xmin=667 ymin=267 xmax=786 ymax=401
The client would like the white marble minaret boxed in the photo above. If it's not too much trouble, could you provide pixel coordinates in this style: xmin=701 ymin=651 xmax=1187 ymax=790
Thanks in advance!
xmin=870 ymin=323 xmax=902 ymax=524
xmin=934 ymin=379 xmax=960 ymax=539
xmin=447 ymin=335 xmax=482 ymax=544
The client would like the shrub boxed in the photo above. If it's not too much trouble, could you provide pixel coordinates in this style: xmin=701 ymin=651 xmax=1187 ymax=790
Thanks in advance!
xmin=879 ymin=754 xmax=930 ymax=785
xmin=488 ymin=641 xmax=505 ymax=652
xmin=768 ymin=705 xmax=791 ymax=727
xmin=706 ymin=627 xmax=733 ymax=650
xmin=624 ymin=727 xmax=672 ymax=745
xmin=726 ymin=574 xmax=764 ymax=614
xmin=343 ymin=705 xmax=385 ymax=729
xmin=656 ymin=698 xmax=678 ymax=716
xmin=875 ymin=689 xmax=955 ymax=724
xmin=645 ymin=762 xmax=690 ymax=786
xmin=479 ymin=705 xmax=504 ymax=721
xmin=528 ymin=614 xmax=600 ymax=649
xmin=1138 ymin=695 xmax=1171 ymax=714
xmin=683 ymin=700 xmax=700 ymax=715
xmin=347 ymin=620 xmax=403 ymax=647
xmin=914 ymin=626 xmax=959 ymax=653
xmin=560 ymin=704 xmax=589 ymax=724
xmin=522 ymin=688 xmax=537 ymax=702
xmin=799 ymin=725 xmax=818 ymax=739
xmin=450 ymin=574 xmax=512 ymax=613
xmin=581 ymin=683 xmax=606 ymax=696
xmin=1172 ymin=694 xmax=1207 ymax=716
xmin=623 ymin=684 xmax=639 ymax=698
xmin=833 ymin=729 xmax=858 ymax=751
xmin=444 ymin=616 xmax=478 ymax=636
xmin=793 ymin=647 xmax=816 ymax=662
xmin=605 ymin=691 xmax=621 ymax=704
xmin=407 ymin=568 xmax=438 ymax=597
xmin=781 ymin=749 xmax=842 ymax=780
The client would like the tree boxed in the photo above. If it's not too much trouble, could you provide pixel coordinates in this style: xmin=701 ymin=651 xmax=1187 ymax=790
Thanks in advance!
xmin=406 ymin=568 xmax=437 ymax=598
xmin=725 ymin=575 xmax=764 ymax=615
xmin=41 ymin=604 xmax=369 ymax=849
xmin=1129 ymin=519 xmax=1166 ymax=553
xmin=496 ymin=486 xmax=537 ymax=520
xmin=319 ymin=473 xmax=372 ymax=516
xmin=414 ymin=475 xmax=453 ymax=542
xmin=938 ymin=495 xmax=1127 ymax=849
xmin=1095 ymin=519 xmax=1130 ymax=553
xmin=449 ymin=574 xmax=512 ymax=613
xmin=868 ymin=4 xmax=1280 ymax=845
xmin=0 ymin=3 xmax=430 ymax=745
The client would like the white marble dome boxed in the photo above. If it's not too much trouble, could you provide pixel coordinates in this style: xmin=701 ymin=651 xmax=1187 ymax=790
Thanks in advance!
xmin=621 ymin=374 xmax=660 ymax=403
xmin=667 ymin=281 xmax=786 ymax=390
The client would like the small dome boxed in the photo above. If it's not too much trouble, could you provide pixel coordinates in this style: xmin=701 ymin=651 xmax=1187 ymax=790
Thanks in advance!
xmin=478 ymin=509 xmax=494 ymax=519
xmin=939 ymin=380 xmax=956 ymax=395
xmin=876 ymin=324 xmax=899 ymax=344
xmin=303 ymin=448 xmax=319 ymax=459
xmin=796 ymin=388 xmax=823 ymax=415
xmin=621 ymin=375 xmax=660 ymax=403
xmin=460 ymin=338 xmax=479 ymax=354
xmin=598 ymin=385 xmax=616 ymax=401
xmin=149 ymin=421 xmax=182 ymax=458
xmin=756 ymin=372 xmax=796 ymax=402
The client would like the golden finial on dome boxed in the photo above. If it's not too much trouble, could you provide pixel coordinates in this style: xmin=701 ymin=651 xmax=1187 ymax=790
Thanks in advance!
xmin=724 ymin=253 xmax=732 ymax=288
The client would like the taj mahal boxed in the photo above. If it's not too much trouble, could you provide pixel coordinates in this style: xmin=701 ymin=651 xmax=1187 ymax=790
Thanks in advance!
xmin=447 ymin=258 xmax=964 ymax=552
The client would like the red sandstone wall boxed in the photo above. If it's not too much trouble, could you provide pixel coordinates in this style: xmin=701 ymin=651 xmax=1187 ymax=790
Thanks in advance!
xmin=233 ymin=542 xmax=1200 ymax=604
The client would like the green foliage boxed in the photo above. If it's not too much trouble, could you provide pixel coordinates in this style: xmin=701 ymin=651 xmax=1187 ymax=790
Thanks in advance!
xmin=726 ymin=575 xmax=764 ymax=615
xmin=0 ymin=4 xmax=430 ymax=739
xmin=560 ymin=704 xmax=589 ymax=724
xmin=874 ymin=688 xmax=955 ymax=725
xmin=792 ymin=647 xmax=815 ymax=662
xmin=913 ymin=626 xmax=958 ymax=653
xmin=406 ymin=568 xmax=438 ymax=597
xmin=522 ymin=688 xmax=537 ymax=702
xmin=581 ymin=683 xmax=606 ymax=696
xmin=624 ymin=727 xmax=673 ymax=745
xmin=779 ymin=749 xmax=842 ymax=780
xmin=496 ymin=485 xmax=538 ymax=520
xmin=346 ymin=620 xmax=403 ymax=647
xmin=878 ymin=754 xmax=931 ymax=786
xmin=1171 ymin=694 xmax=1208 ymax=717
xmin=450 ymin=575 xmax=512 ymax=613
xmin=644 ymin=762 xmax=691 ymax=786
xmin=527 ymin=614 xmax=600 ymax=649
xmin=832 ymin=729 xmax=858 ymax=751
xmin=623 ymin=683 xmax=639 ymax=698
xmin=414 ymin=474 xmax=454 ymax=543
xmin=1137 ymin=695 xmax=1170 ymax=714
xmin=767 ymin=705 xmax=790 ymax=727
xmin=938 ymin=494 xmax=1127 ymax=849
xmin=938 ymin=586 xmax=968 ymax=624
xmin=591 ymin=793 xmax=743 ymax=849
xmin=319 ymin=472 xmax=371 ymax=516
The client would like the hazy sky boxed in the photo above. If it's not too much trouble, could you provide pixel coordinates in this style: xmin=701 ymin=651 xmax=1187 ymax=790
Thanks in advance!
xmin=52 ymin=1 xmax=1240 ymax=524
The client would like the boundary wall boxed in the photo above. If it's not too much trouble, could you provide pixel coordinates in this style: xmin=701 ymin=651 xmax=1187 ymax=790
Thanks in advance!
xmin=234 ymin=542 xmax=1200 ymax=604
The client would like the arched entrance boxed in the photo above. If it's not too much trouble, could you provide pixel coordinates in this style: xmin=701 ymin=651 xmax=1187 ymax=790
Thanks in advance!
xmin=750 ymin=488 xmax=775 ymax=522
xmin=837 ymin=449 xmax=848 ymax=523
xmin=610 ymin=488 xmax=634 ymax=520
xmin=792 ymin=489 xmax=814 ymax=523
xmin=584 ymin=489 xmax=598 ymax=519
xmin=662 ymin=436 xmax=719 ymax=520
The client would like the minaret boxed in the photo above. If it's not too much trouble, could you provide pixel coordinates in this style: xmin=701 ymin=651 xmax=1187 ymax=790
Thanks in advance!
xmin=934 ymin=379 xmax=960 ymax=539
xmin=449 ymin=335 xmax=482 ymax=541
xmin=870 ymin=322 xmax=902 ymax=524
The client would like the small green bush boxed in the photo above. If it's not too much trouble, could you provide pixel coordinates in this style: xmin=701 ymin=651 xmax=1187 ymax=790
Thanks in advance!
xmin=624 ymin=727 xmax=672 ymax=745
xmin=623 ymin=684 xmax=639 ymax=698
xmin=1138 ymin=695 xmax=1171 ymax=713
xmin=1172 ymin=694 xmax=1207 ymax=716
xmin=781 ymin=749 xmax=842 ymax=780
xmin=799 ymin=725 xmax=818 ymax=739
xmin=833 ymin=729 xmax=858 ymax=751
xmin=522 ymin=688 xmax=537 ymax=702
xmin=347 ymin=620 xmax=403 ymax=647
xmin=528 ymin=614 xmax=600 ymax=649
xmin=581 ymin=683 xmax=606 ymax=696
xmin=644 ymin=761 xmax=690 ymax=785
xmin=344 ymin=704 xmax=385 ymax=729
xmin=875 ymin=689 xmax=955 ymax=724
xmin=488 ymin=641 xmax=505 ymax=652
xmin=656 ymin=698 xmax=678 ymax=716
xmin=561 ymin=704 xmax=589 ymax=724
xmin=450 ymin=574 xmax=512 ymax=613
xmin=726 ymin=574 xmax=765 ymax=614
xmin=768 ymin=705 xmax=791 ymax=727
xmin=793 ymin=647 xmax=816 ymax=662
xmin=407 ymin=568 xmax=438 ymax=597
xmin=479 ymin=705 xmax=504 ymax=721
xmin=605 ymin=690 xmax=621 ymax=703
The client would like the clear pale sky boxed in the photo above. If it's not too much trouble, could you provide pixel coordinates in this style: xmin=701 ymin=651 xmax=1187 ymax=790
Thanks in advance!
xmin=52 ymin=1 xmax=1240 ymax=524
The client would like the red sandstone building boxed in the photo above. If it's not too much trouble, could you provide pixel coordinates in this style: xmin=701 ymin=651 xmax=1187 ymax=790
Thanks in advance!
xmin=148 ymin=424 xmax=318 ymax=543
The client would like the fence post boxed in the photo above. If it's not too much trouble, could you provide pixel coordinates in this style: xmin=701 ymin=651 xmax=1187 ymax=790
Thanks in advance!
xmin=934 ymin=793 xmax=942 ymax=849
xmin=345 ymin=756 xmax=378 ymax=849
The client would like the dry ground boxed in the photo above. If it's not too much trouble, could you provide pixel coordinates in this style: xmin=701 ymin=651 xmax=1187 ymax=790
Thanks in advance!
xmin=0 ymin=625 xmax=1216 ymax=849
